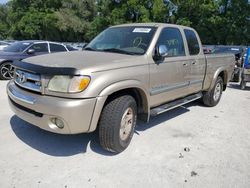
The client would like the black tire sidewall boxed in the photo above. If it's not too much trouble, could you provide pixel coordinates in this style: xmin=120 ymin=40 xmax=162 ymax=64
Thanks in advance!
xmin=98 ymin=95 xmax=137 ymax=153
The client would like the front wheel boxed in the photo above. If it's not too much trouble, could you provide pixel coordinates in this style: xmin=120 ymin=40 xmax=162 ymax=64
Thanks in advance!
xmin=203 ymin=76 xmax=223 ymax=107
xmin=98 ymin=95 xmax=137 ymax=153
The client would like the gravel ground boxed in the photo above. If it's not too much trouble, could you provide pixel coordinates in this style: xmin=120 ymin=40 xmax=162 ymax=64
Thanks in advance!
xmin=0 ymin=81 xmax=250 ymax=188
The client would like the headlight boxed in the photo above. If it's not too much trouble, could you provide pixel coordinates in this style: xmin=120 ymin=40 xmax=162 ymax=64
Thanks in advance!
xmin=48 ymin=75 xmax=90 ymax=93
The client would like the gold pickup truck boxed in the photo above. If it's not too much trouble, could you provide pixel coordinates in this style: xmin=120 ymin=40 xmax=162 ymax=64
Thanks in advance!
xmin=7 ymin=23 xmax=235 ymax=153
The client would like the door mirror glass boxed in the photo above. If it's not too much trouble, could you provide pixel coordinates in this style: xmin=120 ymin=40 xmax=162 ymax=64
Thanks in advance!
xmin=158 ymin=45 xmax=168 ymax=57
xmin=154 ymin=45 xmax=168 ymax=61
xmin=27 ymin=49 xmax=35 ymax=55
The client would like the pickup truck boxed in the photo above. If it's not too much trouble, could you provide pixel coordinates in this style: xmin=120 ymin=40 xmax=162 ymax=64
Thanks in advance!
xmin=7 ymin=23 xmax=235 ymax=153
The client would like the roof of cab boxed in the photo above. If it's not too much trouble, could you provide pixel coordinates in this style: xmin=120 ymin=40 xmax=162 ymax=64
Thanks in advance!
xmin=111 ymin=22 xmax=195 ymax=31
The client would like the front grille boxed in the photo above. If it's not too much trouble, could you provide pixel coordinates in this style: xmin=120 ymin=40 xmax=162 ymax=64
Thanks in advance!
xmin=9 ymin=97 xmax=43 ymax=117
xmin=14 ymin=69 xmax=42 ymax=93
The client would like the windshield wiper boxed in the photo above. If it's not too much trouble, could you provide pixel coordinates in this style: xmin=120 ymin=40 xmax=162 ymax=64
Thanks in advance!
xmin=101 ymin=48 xmax=140 ymax=55
xmin=84 ymin=47 xmax=96 ymax=51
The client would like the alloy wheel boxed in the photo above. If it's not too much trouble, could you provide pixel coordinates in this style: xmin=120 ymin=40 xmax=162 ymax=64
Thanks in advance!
xmin=120 ymin=107 xmax=134 ymax=141
xmin=0 ymin=63 xmax=14 ymax=80
xmin=213 ymin=82 xmax=221 ymax=101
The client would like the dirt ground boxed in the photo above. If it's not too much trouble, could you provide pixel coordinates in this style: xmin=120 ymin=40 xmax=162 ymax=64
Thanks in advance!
xmin=0 ymin=81 xmax=250 ymax=188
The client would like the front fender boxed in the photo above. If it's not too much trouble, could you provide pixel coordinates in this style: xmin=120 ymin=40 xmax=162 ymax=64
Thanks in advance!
xmin=0 ymin=59 xmax=8 ymax=64
xmin=88 ymin=80 xmax=150 ymax=132
xmin=98 ymin=79 xmax=149 ymax=97
xmin=99 ymin=79 xmax=150 ymax=119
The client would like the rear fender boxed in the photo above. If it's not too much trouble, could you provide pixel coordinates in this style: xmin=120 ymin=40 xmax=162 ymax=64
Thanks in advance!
xmin=209 ymin=67 xmax=227 ymax=91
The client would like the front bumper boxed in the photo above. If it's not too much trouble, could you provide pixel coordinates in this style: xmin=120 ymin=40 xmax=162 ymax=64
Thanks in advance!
xmin=7 ymin=81 xmax=99 ymax=134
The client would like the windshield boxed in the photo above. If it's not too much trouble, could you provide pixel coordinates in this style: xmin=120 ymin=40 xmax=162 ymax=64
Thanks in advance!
xmin=86 ymin=26 xmax=157 ymax=55
xmin=3 ymin=42 xmax=32 ymax=53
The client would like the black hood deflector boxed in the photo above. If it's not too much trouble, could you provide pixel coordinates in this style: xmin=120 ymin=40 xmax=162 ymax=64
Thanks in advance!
xmin=13 ymin=61 xmax=80 ymax=76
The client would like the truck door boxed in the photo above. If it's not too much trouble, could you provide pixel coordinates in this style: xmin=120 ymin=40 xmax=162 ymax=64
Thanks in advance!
xmin=149 ymin=27 xmax=190 ymax=107
xmin=184 ymin=29 xmax=206 ymax=94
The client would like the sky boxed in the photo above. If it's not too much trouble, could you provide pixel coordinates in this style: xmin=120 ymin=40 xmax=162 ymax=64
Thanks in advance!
xmin=0 ymin=0 xmax=8 ymax=4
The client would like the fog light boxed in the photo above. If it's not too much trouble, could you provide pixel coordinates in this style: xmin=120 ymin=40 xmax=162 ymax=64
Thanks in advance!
xmin=51 ymin=118 xmax=64 ymax=129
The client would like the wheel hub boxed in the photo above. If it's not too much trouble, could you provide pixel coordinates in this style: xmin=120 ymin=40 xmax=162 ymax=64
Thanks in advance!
xmin=120 ymin=107 xmax=134 ymax=141
xmin=213 ymin=82 xmax=221 ymax=101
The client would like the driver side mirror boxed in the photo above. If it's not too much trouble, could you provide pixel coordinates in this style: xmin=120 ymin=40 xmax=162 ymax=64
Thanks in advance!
xmin=154 ymin=45 xmax=168 ymax=61
xmin=27 ymin=49 xmax=35 ymax=55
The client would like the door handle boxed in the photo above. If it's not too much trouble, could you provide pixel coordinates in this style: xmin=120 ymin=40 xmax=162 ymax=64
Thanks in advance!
xmin=183 ymin=63 xmax=188 ymax=66
xmin=191 ymin=61 xmax=197 ymax=65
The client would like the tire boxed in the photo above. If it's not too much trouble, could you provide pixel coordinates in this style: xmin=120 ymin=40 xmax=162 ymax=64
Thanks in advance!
xmin=203 ymin=76 xmax=223 ymax=107
xmin=98 ymin=95 xmax=137 ymax=153
xmin=0 ymin=62 xmax=14 ymax=80
xmin=240 ymin=80 xmax=246 ymax=90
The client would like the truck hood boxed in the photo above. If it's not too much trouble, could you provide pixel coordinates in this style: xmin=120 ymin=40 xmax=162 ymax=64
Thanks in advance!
xmin=24 ymin=51 xmax=146 ymax=73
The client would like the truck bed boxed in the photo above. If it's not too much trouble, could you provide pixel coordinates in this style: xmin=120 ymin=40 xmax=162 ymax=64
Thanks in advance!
xmin=203 ymin=53 xmax=235 ymax=91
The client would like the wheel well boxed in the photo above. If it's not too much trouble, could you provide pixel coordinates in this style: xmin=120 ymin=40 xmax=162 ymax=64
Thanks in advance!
xmin=0 ymin=60 xmax=13 ymax=65
xmin=218 ymin=71 xmax=227 ymax=91
xmin=104 ymin=88 xmax=149 ymax=122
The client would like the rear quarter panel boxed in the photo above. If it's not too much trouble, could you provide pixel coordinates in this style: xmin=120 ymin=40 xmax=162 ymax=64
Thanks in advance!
xmin=203 ymin=53 xmax=235 ymax=91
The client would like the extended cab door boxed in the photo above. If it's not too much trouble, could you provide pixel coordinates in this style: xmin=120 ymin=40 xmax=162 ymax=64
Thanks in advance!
xmin=184 ymin=29 xmax=206 ymax=94
xmin=149 ymin=27 xmax=190 ymax=107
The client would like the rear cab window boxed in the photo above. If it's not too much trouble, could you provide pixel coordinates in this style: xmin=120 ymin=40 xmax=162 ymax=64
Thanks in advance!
xmin=156 ymin=27 xmax=186 ymax=57
xmin=184 ymin=29 xmax=200 ymax=55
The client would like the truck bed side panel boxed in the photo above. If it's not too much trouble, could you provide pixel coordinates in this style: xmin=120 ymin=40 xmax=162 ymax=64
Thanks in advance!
xmin=203 ymin=54 xmax=235 ymax=91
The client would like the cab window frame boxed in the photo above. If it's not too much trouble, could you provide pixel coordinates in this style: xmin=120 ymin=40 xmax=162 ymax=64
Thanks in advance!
xmin=155 ymin=27 xmax=186 ymax=58
xmin=184 ymin=29 xmax=201 ymax=56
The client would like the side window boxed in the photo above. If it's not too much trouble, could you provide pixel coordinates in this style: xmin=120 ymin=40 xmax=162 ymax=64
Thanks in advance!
xmin=30 ymin=43 xmax=48 ymax=53
xmin=156 ymin=27 xmax=185 ymax=57
xmin=184 ymin=29 xmax=200 ymax=55
xmin=50 ymin=43 xmax=67 ymax=52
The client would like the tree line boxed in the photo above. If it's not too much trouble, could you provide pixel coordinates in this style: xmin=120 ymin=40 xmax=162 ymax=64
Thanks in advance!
xmin=0 ymin=0 xmax=249 ymax=45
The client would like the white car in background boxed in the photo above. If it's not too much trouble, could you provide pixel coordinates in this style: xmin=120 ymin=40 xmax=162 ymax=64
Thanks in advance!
xmin=0 ymin=41 xmax=10 ymax=51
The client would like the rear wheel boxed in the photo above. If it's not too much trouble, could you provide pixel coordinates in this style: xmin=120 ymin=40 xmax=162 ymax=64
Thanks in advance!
xmin=203 ymin=76 xmax=223 ymax=107
xmin=0 ymin=62 xmax=14 ymax=80
xmin=98 ymin=95 xmax=137 ymax=153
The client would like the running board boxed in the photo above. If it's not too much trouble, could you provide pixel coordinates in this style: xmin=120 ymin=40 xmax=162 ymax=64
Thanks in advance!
xmin=150 ymin=92 xmax=203 ymax=116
